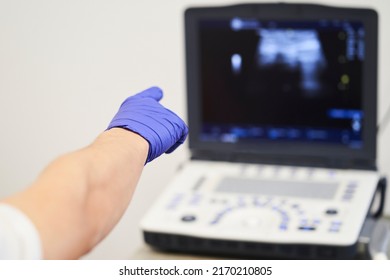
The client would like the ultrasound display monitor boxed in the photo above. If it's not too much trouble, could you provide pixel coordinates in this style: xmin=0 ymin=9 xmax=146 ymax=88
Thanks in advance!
xmin=200 ymin=17 xmax=365 ymax=149
xmin=185 ymin=4 xmax=378 ymax=169
xmin=200 ymin=19 xmax=364 ymax=147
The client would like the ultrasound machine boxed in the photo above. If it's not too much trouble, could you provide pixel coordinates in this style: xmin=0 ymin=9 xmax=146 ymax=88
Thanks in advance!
xmin=141 ymin=3 xmax=387 ymax=259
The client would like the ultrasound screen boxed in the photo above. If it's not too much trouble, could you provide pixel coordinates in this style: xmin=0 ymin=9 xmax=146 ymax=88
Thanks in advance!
xmin=199 ymin=18 xmax=365 ymax=148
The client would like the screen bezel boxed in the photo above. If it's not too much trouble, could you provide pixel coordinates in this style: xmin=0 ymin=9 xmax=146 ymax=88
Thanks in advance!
xmin=185 ymin=3 xmax=378 ymax=169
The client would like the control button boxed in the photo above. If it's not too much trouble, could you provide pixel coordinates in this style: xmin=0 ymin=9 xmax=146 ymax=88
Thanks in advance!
xmin=189 ymin=194 xmax=202 ymax=205
xmin=313 ymin=219 xmax=321 ymax=225
xmin=181 ymin=215 xmax=196 ymax=222
xmin=279 ymin=224 xmax=288 ymax=231
xmin=342 ymin=194 xmax=353 ymax=200
xmin=223 ymin=207 xmax=233 ymax=213
xmin=281 ymin=215 xmax=289 ymax=223
xmin=214 ymin=212 xmax=224 ymax=220
xmin=280 ymin=210 xmax=289 ymax=218
xmin=347 ymin=182 xmax=358 ymax=188
xmin=329 ymin=222 xmax=341 ymax=232
xmin=331 ymin=220 xmax=342 ymax=226
xmin=253 ymin=199 xmax=263 ymax=207
xmin=329 ymin=228 xmax=340 ymax=233
xmin=210 ymin=212 xmax=226 ymax=225
xmin=344 ymin=188 xmax=355 ymax=194
xmin=167 ymin=193 xmax=184 ymax=209
xmin=298 ymin=226 xmax=316 ymax=231
xmin=325 ymin=209 xmax=338 ymax=215
xmin=211 ymin=207 xmax=232 ymax=224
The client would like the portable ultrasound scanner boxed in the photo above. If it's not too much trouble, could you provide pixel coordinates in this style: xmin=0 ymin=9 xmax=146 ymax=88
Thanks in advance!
xmin=141 ymin=3 xmax=384 ymax=259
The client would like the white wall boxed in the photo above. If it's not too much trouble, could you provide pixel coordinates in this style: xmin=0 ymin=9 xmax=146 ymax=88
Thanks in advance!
xmin=0 ymin=0 xmax=389 ymax=259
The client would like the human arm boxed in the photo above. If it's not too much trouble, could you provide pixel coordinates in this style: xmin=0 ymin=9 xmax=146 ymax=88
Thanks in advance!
xmin=3 ymin=128 xmax=148 ymax=259
xmin=1 ymin=87 xmax=188 ymax=259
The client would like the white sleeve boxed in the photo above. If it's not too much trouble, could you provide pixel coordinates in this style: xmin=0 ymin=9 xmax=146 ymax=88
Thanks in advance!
xmin=0 ymin=203 xmax=42 ymax=259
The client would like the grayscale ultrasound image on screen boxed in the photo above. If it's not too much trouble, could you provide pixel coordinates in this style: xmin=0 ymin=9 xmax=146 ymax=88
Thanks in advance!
xmin=256 ymin=28 xmax=326 ymax=95
xmin=199 ymin=19 xmax=365 ymax=148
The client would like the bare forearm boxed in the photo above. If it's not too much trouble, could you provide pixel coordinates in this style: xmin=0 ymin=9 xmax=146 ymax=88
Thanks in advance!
xmin=3 ymin=128 xmax=148 ymax=259
xmin=1 ymin=87 xmax=187 ymax=260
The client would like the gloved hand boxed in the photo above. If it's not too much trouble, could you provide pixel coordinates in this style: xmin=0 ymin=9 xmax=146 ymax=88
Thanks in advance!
xmin=107 ymin=87 xmax=188 ymax=163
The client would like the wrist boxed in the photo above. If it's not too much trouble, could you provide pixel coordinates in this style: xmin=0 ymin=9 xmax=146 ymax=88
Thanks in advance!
xmin=102 ymin=128 xmax=149 ymax=160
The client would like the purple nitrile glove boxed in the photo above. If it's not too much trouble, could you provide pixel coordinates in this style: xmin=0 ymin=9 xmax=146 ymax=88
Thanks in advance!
xmin=107 ymin=87 xmax=188 ymax=163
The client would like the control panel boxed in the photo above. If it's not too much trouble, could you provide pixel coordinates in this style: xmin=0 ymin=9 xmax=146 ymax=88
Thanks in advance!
xmin=141 ymin=161 xmax=379 ymax=255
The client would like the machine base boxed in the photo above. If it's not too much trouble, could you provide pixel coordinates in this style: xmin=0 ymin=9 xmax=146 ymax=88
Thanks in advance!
xmin=144 ymin=231 xmax=358 ymax=260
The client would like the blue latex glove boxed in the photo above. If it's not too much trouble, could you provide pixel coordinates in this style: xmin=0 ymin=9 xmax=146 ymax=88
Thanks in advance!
xmin=108 ymin=87 xmax=188 ymax=163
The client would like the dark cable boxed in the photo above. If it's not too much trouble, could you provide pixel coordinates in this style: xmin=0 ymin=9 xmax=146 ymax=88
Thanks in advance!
xmin=378 ymin=103 xmax=390 ymax=135
xmin=371 ymin=177 xmax=387 ymax=219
